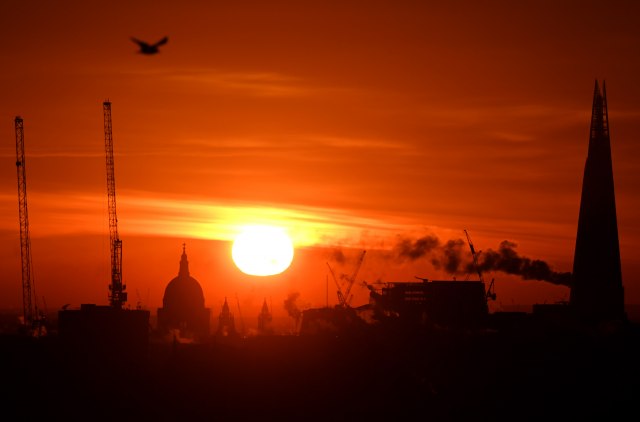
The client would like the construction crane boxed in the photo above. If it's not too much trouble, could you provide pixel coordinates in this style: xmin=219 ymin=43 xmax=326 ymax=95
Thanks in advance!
xmin=327 ymin=250 xmax=367 ymax=308
xmin=342 ymin=250 xmax=366 ymax=307
xmin=15 ymin=116 xmax=45 ymax=336
xmin=464 ymin=229 xmax=496 ymax=301
xmin=464 ymin=229 xmax=483 ymax=282
xmin=326 ymin=262 xmax=346 ymax=306
xmin=103 ymin=101 xmax=127 ymax=308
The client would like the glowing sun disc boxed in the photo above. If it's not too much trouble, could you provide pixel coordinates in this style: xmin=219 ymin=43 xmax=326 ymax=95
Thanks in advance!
xmin=232 ymin=225 xmax=294 ymax=276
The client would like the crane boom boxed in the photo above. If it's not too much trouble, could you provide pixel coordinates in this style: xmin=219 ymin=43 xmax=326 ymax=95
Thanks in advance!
xmin=103 ymin=101 xmax=126 ymax=308
xmin=464 ymin=229 xmax=496 ymax=301
xmin=15 ymin=116 xmax=40 ymax=332
xmin=343 ymin=250 xmax=366 ymax=307
xmin=464 ymin=229 xmax=483 ymax=283
xmin=326 ymin=262 xmax=346 ymax=306
xmin=326 ymin=250 xmax=367 ymax=308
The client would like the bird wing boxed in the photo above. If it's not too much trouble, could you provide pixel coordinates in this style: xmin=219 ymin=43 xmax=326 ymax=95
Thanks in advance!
xmin=153 ymin=36 xmax=169 ymax=47
xmin=131 ymin=37 xmax=150 ymax=48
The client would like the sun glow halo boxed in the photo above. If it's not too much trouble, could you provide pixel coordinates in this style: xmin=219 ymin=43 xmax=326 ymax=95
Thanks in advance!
xmin=232 ymin=225 xmax=294 ymax=276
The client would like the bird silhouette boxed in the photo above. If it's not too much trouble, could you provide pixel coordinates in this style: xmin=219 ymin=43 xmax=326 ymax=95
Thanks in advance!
xmin=131 ymin=36 xmax=168 ymax=55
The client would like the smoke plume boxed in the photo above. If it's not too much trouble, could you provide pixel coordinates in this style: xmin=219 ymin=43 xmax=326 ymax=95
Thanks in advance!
xmin=393 ymin=234 xmax=571 ymax=286
xmin=436 ymin=238 xmax=467 ymax=275
xmin=329 ymin=248 xmax=347 ymax=264
xmin=395 ymin=235 xmax=439 ymax=260
xmin=283 ymin=291 xmax=302 ymax=323
xmin=475 ymin=240 xmax=571 ymax=286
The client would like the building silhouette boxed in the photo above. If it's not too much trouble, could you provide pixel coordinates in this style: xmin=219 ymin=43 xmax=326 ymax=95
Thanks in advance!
xmin=58 ymin=304 xmax=150 ymax=366
xmin=570 ymin=80 xmax=625 ymax=323
xmin=257 ymin=298 xmax=274 ymax=335
xmin=157 ymin=244 xmax=210 ymax=340
xmin=216 ymin=297 xmax=237 ymax=337
xmin=367 ymin=279 xmax=489 ymax=329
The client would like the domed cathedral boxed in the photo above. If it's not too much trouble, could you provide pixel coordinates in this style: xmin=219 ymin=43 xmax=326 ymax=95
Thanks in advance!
xmin=157 ymin=244 xmax=211 ymax=340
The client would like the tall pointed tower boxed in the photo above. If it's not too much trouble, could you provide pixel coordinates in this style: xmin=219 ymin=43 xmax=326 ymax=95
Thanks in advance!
xmin=570 ymin=80 xmax=625 ymax=322
xmin=216 ymin=297 xmax=237 ymax=337
xmin=257 ymin=298 xmax=274 ymax=335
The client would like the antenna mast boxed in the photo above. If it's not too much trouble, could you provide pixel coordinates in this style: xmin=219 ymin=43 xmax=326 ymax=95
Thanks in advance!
xmin=104 ymin=101 xmax=126 ymax=308
xmin=15 ymin=116 xmax=42 ymax=333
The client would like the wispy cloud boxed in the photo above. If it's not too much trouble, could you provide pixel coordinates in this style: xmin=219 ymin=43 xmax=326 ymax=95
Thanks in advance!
xmin=0 ymin=192 xmax=105 ymax=236
xmin=119 ymin=193 xmax=411 ymax=247
xmin=488 ymin=131 xmax=535 ymax=143
xmin=175 ymin=71 xmax=308 ymax=97
xmin=124 ymin=67 xmax=311 ymax=97
xmin=0 ymin=149 xmax=103 ymax=159
xmin=0 ymin=190 xmax=418 ymax=248
xmin=302 ymin=135 xmax=409 ymax=150
xmin=420 ymin=104 xmax=587 ymax=128
xmin=179 ymin=133 xmax=409 ymax=152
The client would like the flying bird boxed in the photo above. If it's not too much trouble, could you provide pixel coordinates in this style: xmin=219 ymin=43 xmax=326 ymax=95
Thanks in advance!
xmin=131 ymin=36 xmax=168 ymax=55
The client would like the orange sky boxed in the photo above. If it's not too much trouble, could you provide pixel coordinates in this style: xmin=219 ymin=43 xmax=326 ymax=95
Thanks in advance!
xmin=1 ymin=1 xmax=639 ymax=327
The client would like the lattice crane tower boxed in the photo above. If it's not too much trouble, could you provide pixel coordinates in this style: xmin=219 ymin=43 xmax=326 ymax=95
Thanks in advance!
xmin=103 ymin=101 xmax=127 ymax=308
xmin=15 ymin=116 xmax=40 ymax=329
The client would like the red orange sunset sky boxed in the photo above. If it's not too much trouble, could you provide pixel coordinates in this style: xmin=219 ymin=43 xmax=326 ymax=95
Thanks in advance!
xmin=1 ymin=1 xmax=639 ymax=325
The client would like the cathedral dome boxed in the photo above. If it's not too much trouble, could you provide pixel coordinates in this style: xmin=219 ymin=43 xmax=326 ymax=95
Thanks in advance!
xmin=157 ymin=244 xmax=210 ymax=339
xmin=162 ymin=245 xmax=205 ymax=311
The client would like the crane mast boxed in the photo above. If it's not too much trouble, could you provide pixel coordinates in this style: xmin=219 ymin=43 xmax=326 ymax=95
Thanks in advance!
xmin=464 ymin=229 xmax=483 ymax=283
xmin=464 ymin=229 xmax=496 ymax=302
xmin=15 ymin=117 xmax=43 ymax=334
xmin=103 ymin=101 xmax=126 ymax=308
xmin=326 ymin=262 xmax=346 ymax=306
xmin=326 ymin=250 xmax=366 ymax=308
xmin=342 ymin=250 xmax=366 ymax=307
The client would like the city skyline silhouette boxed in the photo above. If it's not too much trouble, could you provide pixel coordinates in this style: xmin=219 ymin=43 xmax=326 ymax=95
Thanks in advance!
xmin=1 ymin=2 xmax=640 ymax=319
xmin=2 ymin=2 xmax=640 ymax=420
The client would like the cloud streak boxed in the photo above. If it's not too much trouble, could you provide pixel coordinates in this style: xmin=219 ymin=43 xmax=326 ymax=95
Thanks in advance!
xmin=0 ymin=190 xmax=415 ymax=247
xmin=123 ymin=67 xmax=312 ymax=97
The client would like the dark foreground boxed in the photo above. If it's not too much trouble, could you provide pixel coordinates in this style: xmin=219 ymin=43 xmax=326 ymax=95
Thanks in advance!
xmin=2 ymin=323 xmax=640 ymax=421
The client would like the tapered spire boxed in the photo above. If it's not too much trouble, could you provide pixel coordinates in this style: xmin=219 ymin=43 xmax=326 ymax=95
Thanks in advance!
xmin=258 ymin=298 xmax=273 ymax=334
xmin=179 ymin=243 xmax=190 ymax=277
xmin=216 ymin=297 xmax=236 ymax=337
xmin=589 ymin=80 xmax=609 ymax=147
xmin=570 ymin=80 xmax=625 ymax=322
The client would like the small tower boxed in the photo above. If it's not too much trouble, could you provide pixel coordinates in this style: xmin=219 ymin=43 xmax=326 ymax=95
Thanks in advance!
xmin=570 ymin=80 xmax=625 ymax=323
xmin=257 ymin=298 xmax=274 ymax=335
xmin=216 ymin=297 xmax=237 ymax=337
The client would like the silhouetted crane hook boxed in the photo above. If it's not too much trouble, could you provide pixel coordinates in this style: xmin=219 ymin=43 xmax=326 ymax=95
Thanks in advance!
xmin=131 ymin=36 xmax=168 ymax=54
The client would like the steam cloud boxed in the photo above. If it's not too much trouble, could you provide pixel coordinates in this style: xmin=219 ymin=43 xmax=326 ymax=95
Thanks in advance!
xmin=329 ymin=248 xmax=347 ymax=264
xmin=396 ymin=235 xmax=439 ymax=259
xmin=394 ymin=234 xmax=571 ymax=286
xmin=283 ymin=291 xmax=302 ymax=322
xmin=475 ymin=240 xmax=571 ymax=286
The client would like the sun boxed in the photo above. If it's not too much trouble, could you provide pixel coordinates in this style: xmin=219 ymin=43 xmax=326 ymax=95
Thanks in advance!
xmin=232 ymin=225 xmax=294 ymax=276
